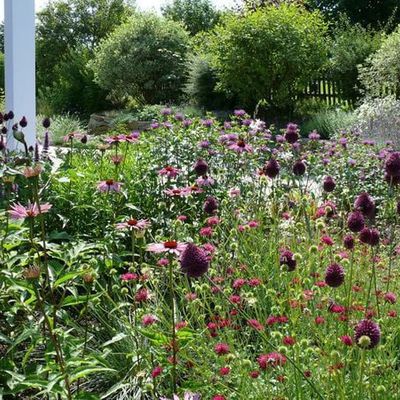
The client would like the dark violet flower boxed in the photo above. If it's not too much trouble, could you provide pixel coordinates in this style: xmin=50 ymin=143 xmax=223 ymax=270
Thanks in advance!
xmin=203 ymin=196 xmax=218 ymax=215
xmin=347 ymin=211 xmax=365 ymax=233
xmin=180 ymin=243 xmax=209 ymax=278
xmin=293 ymin=160 xmax=306 ymax=176
xmin=354 ymin=192 xmax=375 ymax=217
xmin=385 ymin=152 xmax=400 ymax=177
xmin=19 ymin=116 xmax=27 ymax=128
xmin=325 ymin=263 xmax=345 ymax=288
xmin=161 ymin=107 xmax=172 ymax=116
xmin=263 ymin=158 xmax=280 ymax=178
xmin=323 ymin=176 xmax=335 ymax=192
xmin=43 ymin=117 xmax=51 ymax=129
xmin=354 ymin=320 xmax=380 ymax=349
xmin=360 ymin=228 xmax=379 ymax=246
xmin=343 ymin=235 xmax=354 ymax=250
xmin=285 ymin=123 xmax=299 ymax=144
xmin=193 ymin=159 xmax=208 ymax=176
xmin=279 ymin=249 xmax=296 ymax=271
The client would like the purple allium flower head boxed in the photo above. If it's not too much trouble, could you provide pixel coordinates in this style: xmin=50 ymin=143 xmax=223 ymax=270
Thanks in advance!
xmin=194 ymin=159 xmax=208 ymax=176
xmin=343 ymin=235 xmax=354 ymax=250
xmin=354 ymin=192 xmax=375 ymax=217
xmin=354 ymin=320 xmax=380 ymax=349
xmin=203 ymin=196 xmax=218 ymax=215
xmin=19 ymin=116 xmax=27 ymax=128
xmin=1 ymin=126 xmax=7 ymax=135
xmin=7 ymin=111 xmax=14 ymax=120
xmin=264 ymin=158 xmax=280 ymax=178
xmin=279 ymin=249 xmax=296 ymax=271
xmin=360 ymin=228 xmax=380 ymax=246
xmin=347 ymin=211 xmax=365 ymax=233
xmin=43 ymin=118 xmax=51 ymax=129
xmin=180 ymin=243 xmax=210 ymax=278
xmin=285 ymin=123 xmax=299 ymax=144
xmin=325 ymin=263 xmax=345 ymax=287
xmin=293 ymin=160 xmax=306 ymax=176
xmin=385 ymin=152 xmax=400 ymax=177
xmin=323 ymin=176 xmax=335 ymax=192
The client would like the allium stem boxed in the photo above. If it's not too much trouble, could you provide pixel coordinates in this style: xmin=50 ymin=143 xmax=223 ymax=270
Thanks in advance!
xmin=169 ymin=258 xmax=177 ymax=395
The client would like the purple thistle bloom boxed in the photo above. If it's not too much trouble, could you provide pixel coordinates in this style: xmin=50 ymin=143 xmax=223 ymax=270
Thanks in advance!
xmin=354 ymin=320 xmax=380 ymax=349
xmin=264 ymin=158 xmax=280 ymax=178
xmin=293 ymin=160 xmax=306 ymax=176
xmin=234 ymin=109 xmax=246 ymax=117
xmin=347 ymin=211 xmax=365 ymax=233
xmin=360 ymin=228 xmax=380 ymax=246
xmin=161 ymin=107 xmax=172 ymax=116
xmin=180 ymin=243 xmax=210 ymax=278
xmin=43 ymin=118 xmax=51 ymax=129
xmin=354 ymin=192 xmax=375 ymax=217
xmin=308 ymin=130 xmax=320 ymax=141
xmin=323 ymin=176 xmax=335 ymax=192
xmin=201 ymin=119 xmax=213 ymax=128
xmin=325 ymin=263 xmax=345 ymax=287
xmin=182 ymin=119 xmax=192 ymax=127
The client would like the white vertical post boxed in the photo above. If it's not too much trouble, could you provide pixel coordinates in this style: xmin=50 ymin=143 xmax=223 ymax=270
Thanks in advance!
xmin=4 ymin=0 xmax=36 ymax=150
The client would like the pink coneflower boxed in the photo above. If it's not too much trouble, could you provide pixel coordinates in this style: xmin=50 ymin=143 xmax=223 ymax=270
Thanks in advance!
xmin=125 ymin=131 xmax=140 ymax=142
xmin=229 ymin=138 xmax=253 ymax=153
xmin=116 ymin=218 xmax=150 ymax=231
xmin=147 ymin=240 xmax=186 ymax=255
xmin=196 ymin=175 xmax=215 ymax=187
xmin=164 ymin=188 xmax=188 ymax=197
xmin=111 ymin=155 xmax=124 ymax=165
xmin=97 ymin=179 xmax=122 ymax=193
xmin=104 ymin=134 xmax=126 ymax=144
xmin=8 ymin=202 xmax=52 ymax=220
xmin=158 ymin=166 xmax=180 ymax=179
xmin=63 ymin=131 xmax=84 ymax=142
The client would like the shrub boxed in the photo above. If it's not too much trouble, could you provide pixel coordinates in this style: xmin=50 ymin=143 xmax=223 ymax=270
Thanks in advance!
xmin=91 ymin=13 xmax=191 ymax=105
xmin=329 ymin=19 xmax=383 ymax=103
xmin=359 ymin=26 xmax=400 ymax=97
xmin=352 ymin=96 xmax=400 ymax=144
xmin=301 ymin=108 xmax=356 ymax=139
xmin=206 ymin=5 xmax=328 ymax=112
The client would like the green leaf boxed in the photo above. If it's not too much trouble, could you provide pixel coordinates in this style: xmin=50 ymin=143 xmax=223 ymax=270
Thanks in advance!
xmin=61 ymin=294 xmax=100 ymax=307
xmin=70 ymin=367 xmax=116 ymax=383
xmin=54 ymin=270 xmax=85 ymax=288
xmin=102 ymin=333 xmax=127 ymax=347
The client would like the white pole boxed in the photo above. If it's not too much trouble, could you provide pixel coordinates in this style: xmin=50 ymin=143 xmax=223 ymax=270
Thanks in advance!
xmin=4 ymin=0 xmax=36 ymax=151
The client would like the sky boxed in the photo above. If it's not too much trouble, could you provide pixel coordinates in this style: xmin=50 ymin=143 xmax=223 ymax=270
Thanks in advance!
xmin=0 ymin=0 xmax=237 ymax=21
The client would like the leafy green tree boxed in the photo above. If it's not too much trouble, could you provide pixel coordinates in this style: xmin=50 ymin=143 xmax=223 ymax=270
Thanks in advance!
xmin=91 ymin=13 xmax=190 ymax=105
xmin=329 ymin=18 xmax=383 ymax=102
xmin=206 ymin=4 xmax=328 ymax=112
xmin=162 ymin=0 xmax=220 ymax=35
xmin=36 ymin=0 xmax=134 ymax=115
xmin=359 ymin=26 xmax=400 ymax=97
xmin=307 ymin=0 xmax=400 ymax=28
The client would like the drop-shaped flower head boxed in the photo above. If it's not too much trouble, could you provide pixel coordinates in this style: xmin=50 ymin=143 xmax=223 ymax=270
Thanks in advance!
xmin=354 ymin=319 xmax=380 ymax=349
xmin=180 ymin=243 xmax=209 ymax=278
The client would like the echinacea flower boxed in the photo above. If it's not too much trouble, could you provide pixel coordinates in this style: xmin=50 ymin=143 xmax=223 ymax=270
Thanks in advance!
xmin=196 ymin=175 xmax=215 ymax=187
xmin=147 ymin=240 xmax=186 ymax=255
xmin=116 ymin=218 xmax=150 ymax=231
xmin=180 ymin=243 xmax=209 ymax=278
xmin=97 ymin=179 xmax=122 ymax=193
xmin=158 ymin=166 xmax=180 ymax=179
xmin=229 ymin=139 xmax=253 ymax=153
xmin=8 ymin=202 xmax=52 ymax=220
xmin=354 ymin=319 xmax=380 ymax=349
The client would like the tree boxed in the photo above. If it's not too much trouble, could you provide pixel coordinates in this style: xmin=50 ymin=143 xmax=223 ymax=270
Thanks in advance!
xmin=36 ymin=0 xmax=134 ymax=115
xmin=206 ymin=5 xmax=328 ymax=112
xmin=307 ymin=0 xmax=400 ymax=28
xmin=91 ymin=13 xmax=190 ymax=105
xmin=162 ymin=0 xmax=220 ymax=35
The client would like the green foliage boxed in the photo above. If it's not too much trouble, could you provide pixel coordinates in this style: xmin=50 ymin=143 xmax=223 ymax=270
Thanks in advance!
xmin=359 ymin=26 xmax=400 ymax=98
xmin=307 ymin=0 xmax=400 ymax=28
xmin=329 ymin=18 xmax=383 ymax=102
xmin=301 ymin=108 xmax=356 ymax=138
xmin=91 ymin=13 xmax=190 ymax=105
xmin=36 ymin=0 xmax=133 ymax=116
xmin=36 ymin=114 xmax=85 ymax=145
xmin=162 ymin=0 xmax=220 ymax=35
xmin=206 ymin=5 xmax=328 ymax=112
xmin=185 ymin=54 xmax=234 ymax=110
